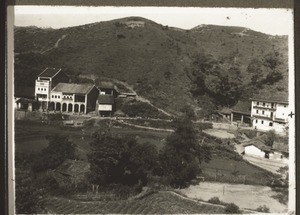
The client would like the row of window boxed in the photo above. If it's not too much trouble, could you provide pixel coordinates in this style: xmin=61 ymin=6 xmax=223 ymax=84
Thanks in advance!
xmin=255 ymin=101 xmax=287 ymax=108
xmin=51 ymin=95 xmax=60 ymax=99
xmin=255 ymin=119 xmax=273 ymax=127
xmin=37 ymin=88 xmax=47 ymax=91
xmin=256 ymin=109 xmax=269 ymax=115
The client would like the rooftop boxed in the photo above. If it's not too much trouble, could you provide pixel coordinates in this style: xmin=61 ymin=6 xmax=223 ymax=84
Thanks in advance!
xmin=38 ymin=67 xmax=62 ymax=78
xmin=52 ymin=83 xmax=95 ymax=94
xmin=251 ymin=89 xmax=289 ymax=104
xmin=98 ymin=94 xmax=114 ymax=104
xmin=232 ymin=100 xmax=251 ymax=115
xmin=98 ymin=81 xmax=115 ymax=90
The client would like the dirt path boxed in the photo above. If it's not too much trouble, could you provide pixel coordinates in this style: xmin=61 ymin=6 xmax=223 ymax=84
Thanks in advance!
xmin=79 ymin=75 xmax=173 ymax=117
xmin=178 ymin=182 xmax=288 ymax=213
xmin=41 ymin=34 xmax=67 ymax=54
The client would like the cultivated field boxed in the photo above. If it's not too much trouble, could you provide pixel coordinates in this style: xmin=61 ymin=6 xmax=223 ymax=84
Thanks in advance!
xmin=42 ymin=191 xmax=227 ymax=214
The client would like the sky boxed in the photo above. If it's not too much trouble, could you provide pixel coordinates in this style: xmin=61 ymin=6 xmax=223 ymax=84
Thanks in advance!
xmin=13 ymin=6 xmax=293 ymax=36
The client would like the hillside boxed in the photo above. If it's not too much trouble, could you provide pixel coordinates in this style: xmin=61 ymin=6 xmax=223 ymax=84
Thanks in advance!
xmin=14 ymin=16 xmax=288 ymax=115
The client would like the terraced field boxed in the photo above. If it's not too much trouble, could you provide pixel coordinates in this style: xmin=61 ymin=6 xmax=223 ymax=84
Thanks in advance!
xmin=43 ymin=191 xmax=226 ymax=214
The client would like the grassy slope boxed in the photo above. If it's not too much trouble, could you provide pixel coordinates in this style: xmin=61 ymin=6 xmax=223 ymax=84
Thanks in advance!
xmin=14 ymin=17 xmax=288 ymax=113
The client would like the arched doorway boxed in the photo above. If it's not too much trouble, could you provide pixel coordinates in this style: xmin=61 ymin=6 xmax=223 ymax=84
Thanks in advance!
xmin=68 ymin=103 xmax=73 ymax=112
xmin=62 ymin=103 xmax=67 ymax=112
xmin=74 ymin=104 xmax=79 ymax=113
xmin=56 ymin=103 xmax=61 ymax=111
xmin=80 ymin=104 xmax=85 ymax=113
xmin=49 ymin=102 xmax=55 ymax=111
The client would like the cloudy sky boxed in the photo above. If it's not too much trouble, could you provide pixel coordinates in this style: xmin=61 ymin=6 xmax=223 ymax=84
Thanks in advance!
xmin=13 ymin=6 xmax=293 ymax=36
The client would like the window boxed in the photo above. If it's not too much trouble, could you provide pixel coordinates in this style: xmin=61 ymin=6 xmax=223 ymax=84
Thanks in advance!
xmin=261 ymin=120 xmax=264 ymax=124
xmin=257 ymin=102 xmax=259 ymax=105
xmin=255 ymin=119 xmax=258 ymax=123
xmin=284 ymin=105 xmax=287 ymax=108
xmin=51 ymin=95 xmax=54 ymax=98
xmin=269 ymin=122 xmax=273 ymax=127
xmin=262 ymin=111 xmax=265 ymax=115
xmin=58 ymin=96 xmax=60 ymax=98
xmin=263 ymin=102 xmax=265 ymax=106
xmin=256 ymin=110 xmax=259 ymax=114
xmin=55 ymin=95 xmax=57 ymax=98
xmin=38 ymin=88 xmax=40 ymax=90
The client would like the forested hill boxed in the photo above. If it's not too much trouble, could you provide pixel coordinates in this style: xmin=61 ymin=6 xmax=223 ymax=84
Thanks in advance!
xmin=14 ymin=16 xmax=288 ymax=116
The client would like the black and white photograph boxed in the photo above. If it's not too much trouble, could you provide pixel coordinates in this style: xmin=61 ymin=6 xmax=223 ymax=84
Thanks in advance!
xmin=8 ymin=6 xmax=295 ymax=214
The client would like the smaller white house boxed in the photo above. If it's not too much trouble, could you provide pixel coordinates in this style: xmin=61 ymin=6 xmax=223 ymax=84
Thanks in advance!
xmin=97 ymin=94 xmax=115 ymax=117
xmin=243 ymin=137 xmax=289 ymax=163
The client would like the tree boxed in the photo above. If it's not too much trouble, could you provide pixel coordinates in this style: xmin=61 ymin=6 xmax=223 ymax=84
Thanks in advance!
xmin=31 ymin=134 xmax=76 ymax=172
xmin=15 ymin=168 xmax=44 ymax=214
xmin=159 ymin=117 xmax=211 ymax=188
xmin=264 ymin=130 xmax=276 ymax=147
xmin=88 ymin=132 xmax=158 ymax=186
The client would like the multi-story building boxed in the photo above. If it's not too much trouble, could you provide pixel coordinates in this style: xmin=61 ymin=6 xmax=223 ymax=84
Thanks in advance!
xmin=35 ymin=68 xmax=69 ymax=110
xmin=50 ymin=83 xmax=99 ymax=114
xmin=35 ymin=68 xmax=99 ymax=114
xmin=251 ymin=97 xmax=289 ymax=133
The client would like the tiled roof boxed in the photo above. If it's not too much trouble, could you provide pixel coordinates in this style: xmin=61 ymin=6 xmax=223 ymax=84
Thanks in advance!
xmin=98 ymin=95 xmax=114 ymax=104
xmin=243 ymin=135 xmax=272 ymax=152
xmin=16 ymin=98 xmax=37 ymax=104
xmin=38 ymin=67 xmax=62 ymax=78
xmin=251 ymin=89 xmax=289 ymax=104
xmin=98 ymin=81 xmax=115 ymax=89
xmin=232 ymin=100 xmax=251 ymax=115
xmin=52 ymin=83 xmax=95 ymax=94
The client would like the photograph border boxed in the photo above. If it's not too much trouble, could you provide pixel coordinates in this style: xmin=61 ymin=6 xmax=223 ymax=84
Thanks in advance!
xmin=5 ymin=1 xmax=297 ymax=215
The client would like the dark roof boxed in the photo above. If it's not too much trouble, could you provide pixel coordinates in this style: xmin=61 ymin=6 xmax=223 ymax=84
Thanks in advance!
xmin=98 ymin=81 xmax=115 ymax=90
xmin=243 ymin=134 xmax=288 ymax=153
xmin=251 ymin=89 xmax=289 ymax=104
xmin=15 ymin=86 xmax=35 ymax=99
xmin=243 ymin=137 xmax=272 ymax=152
xmin=16 ymin=98 xmax=37 ymax=104
xmin=98 ymin=95 xmax=114 ymax=104
xmin=218 ymin=107 xmax=232 ymax=115
xmin=38 ymin=67 xmax=62 ymax=78
xmin=232 ymin=100 xmax=251 ymax=115
xmin=52 ymin=83 xmax=95 ymax=94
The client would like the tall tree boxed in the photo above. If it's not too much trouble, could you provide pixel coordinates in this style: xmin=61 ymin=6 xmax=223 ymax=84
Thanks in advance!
xmin=159 ymin=117 xmax=211 ymax=188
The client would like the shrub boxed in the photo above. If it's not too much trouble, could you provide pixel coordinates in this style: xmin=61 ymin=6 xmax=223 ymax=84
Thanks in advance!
xmin=257 ymin=205 xmax=270 ymax=213
xmin=208 ymin=197 xmax=221 ymax=205
xmin=225 ymin=203 xmax=240 ymax=214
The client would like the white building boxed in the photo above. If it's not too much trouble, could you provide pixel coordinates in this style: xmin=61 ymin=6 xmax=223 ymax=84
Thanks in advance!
xmin=35 ymin=68 xmax=69 ymax=110
xmin=251 ymin=98 xmax=289 ymax=133
xmin=35 ymin=68 xmax=99 ymax=114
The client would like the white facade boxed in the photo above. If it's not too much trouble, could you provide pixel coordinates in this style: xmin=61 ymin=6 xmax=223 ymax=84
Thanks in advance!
xmin=251 ymin=100 xmax=289 ymax=133
xmin=35 ymin=78 xmax=51 ymax=102
xmin=244 ymin=145 xmax=266 ymax=158
xmin=98 ymin=104 xmax=113 ymax=111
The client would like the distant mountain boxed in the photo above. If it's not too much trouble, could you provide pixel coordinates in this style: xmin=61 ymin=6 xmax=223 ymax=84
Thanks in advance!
xmin=14 ymin=16 xmax=288 ymax=115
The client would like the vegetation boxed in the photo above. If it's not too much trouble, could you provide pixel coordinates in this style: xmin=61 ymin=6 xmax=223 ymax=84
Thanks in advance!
xmin=122 ymin=99 xmax=171 ymax=119
xmin=14 ymin=18 xmax=288 ymax=113
xmin=15 ymin=168 xmax=44 ymax=214
xmin=31 ymin=134 xmax=76 ymax=172
xmin=257 ymin=205 xmax=270 ymax=213
xmin=88 ymin=131 xmax=158 ymax=187
xmin=158 ymin=116 xmax=211 ymax=188
xmin=224 ymin=203 xmax=240 ymax=214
